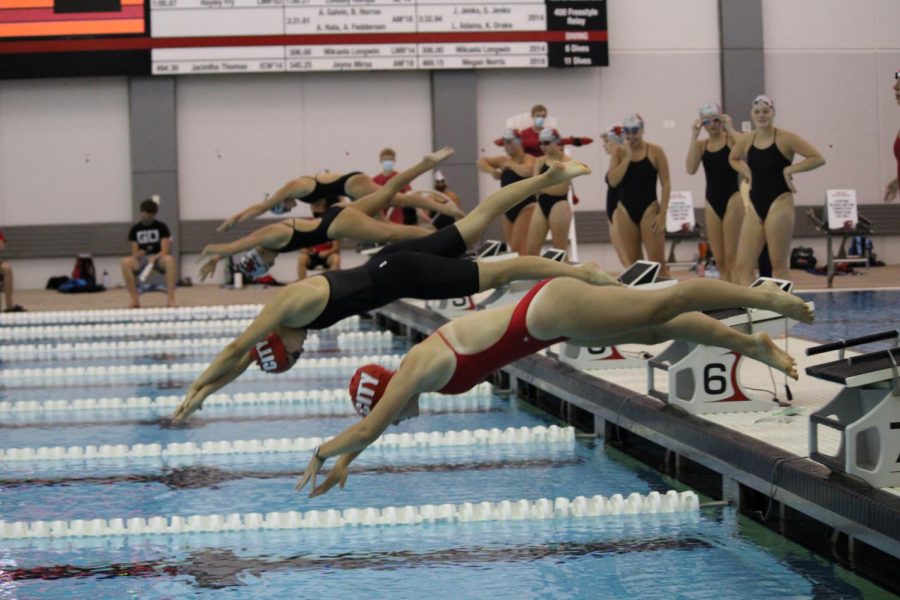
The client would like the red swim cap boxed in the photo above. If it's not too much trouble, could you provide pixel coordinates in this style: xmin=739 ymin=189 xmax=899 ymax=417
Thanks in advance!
xmin=250 ymin=332 xmax=295 ymax=373
xmin=349 ymin=364 xmax=395 ymax=416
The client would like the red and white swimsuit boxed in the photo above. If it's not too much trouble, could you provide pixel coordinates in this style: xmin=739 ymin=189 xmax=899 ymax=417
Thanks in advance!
xmin=434 ymin=279 xmax=566 ymax=394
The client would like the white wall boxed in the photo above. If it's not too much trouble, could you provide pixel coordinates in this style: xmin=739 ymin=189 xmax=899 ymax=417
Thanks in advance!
xmin=0 ymin=77 xmax=132 ymax=225
xmin=475 ymin=0 xmax=722 ymax=213
xmin=177 ymin=71 xmax=433 ymax=222
xmin=762 ymin=0 xmax=900 ymax=205
xmin=4 ymin=0 xmax=900 ymax=290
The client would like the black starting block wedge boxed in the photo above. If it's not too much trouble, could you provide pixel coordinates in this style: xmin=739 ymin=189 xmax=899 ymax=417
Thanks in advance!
xmin=806 ymin=330 xmax=900 ymax=487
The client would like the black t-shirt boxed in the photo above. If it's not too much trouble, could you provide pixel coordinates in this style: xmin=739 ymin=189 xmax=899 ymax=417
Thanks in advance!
xmin=128 ymin=220 xmax=171 ymax=254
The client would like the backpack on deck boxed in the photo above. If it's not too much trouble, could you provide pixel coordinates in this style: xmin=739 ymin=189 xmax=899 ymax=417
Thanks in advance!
xmin=72 ymin=254 xmax=97 ymax=286
xmin=790 ymin=247 xmax=817 ymax=270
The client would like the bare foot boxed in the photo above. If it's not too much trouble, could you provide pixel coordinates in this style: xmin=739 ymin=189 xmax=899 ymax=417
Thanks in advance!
xmin=128 ymin=300 xmax=140 ymax=309
xmin=746 ymin=332 xmax=798 ymax=379
xmin=545 ymin=160 xmax=591 ymax=185
xmin=759 ymin=281 xmax=814 ymax=324
xmin=424 ymin=146 xmax=455 ymax=168
xmin=576 ymin=261 xmax=620 ymax=286
xmin=167 ymin=300 xmax=177 ymax=308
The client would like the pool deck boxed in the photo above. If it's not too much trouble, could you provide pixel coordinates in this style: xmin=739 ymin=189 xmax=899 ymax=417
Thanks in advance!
xmin=373 ymin=299 xmax=900 ymax=564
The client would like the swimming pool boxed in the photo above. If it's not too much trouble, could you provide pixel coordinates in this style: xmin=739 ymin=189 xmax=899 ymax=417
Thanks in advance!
xmin=0 ymin=305 xmax=894 ymax=598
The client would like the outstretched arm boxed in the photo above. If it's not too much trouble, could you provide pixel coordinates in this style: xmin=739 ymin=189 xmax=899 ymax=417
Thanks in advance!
xmin=171 ymin=285 xmax=313 ymax=422
xmin=218 ymin=178 xmax=313 ymax=231
xmin=295 ymin=345 xmax=441 ymax=496
xmin=202 ymin=222 xmax=291 ymax=261
xmin=172 ymin=352 xmax=254 ymax=423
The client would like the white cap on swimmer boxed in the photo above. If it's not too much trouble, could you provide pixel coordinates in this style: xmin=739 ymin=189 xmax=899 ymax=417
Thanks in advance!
xmin=502 ymin=128 xmax=521 ymax=143
xmin=752 ymin=94 xmax=775 ymax=110
xmin=601 ymin=126 xmax=624 ymax=145
xmin=622 ymin=114 xmax=644 ymax=130
xmin=434 ymin=170 xmax=446 ymax=182
xmin=699 ymin=102 xmax=722 ymax=119
xmin=538 ymin=128 xmax=561 ymax=145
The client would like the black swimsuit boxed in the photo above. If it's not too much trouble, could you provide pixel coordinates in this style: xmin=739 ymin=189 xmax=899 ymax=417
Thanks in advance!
xmin=605 ymin=175 xmax=620 ymax=221
xmin=277 ymin=206 xmax=344 ymax=253
xmin=620 ymin=154 xmax=658 ymax=225
xmin=746 ymin=131 xmax=792 ymax=221
xmin=306 ymin=226 xmax=479 ymax=330
xmin=500 ymin=168 xmax=536 ymax=222
xmin=536 ymin=163 xmax=568 ymax=218
xmin=701 ymin=142 xmax=739 ymax=220
xmin=303 ymin=171 xmax=363 ymax=205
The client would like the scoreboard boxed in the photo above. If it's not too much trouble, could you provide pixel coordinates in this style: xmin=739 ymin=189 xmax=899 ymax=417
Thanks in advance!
xmin=0 ymin=0 xmax=606 ymax=78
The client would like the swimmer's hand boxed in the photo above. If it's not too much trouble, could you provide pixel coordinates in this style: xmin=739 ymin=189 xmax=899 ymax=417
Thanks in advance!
xmin=171 ymin=386 xmax=204 ymax=424
xmin=650 ymin=212 xmax=665 ymax=235
xmin=295 ymin=447 xmax=327 ymax=496
xmin=197 ymin=258 xmax=219 ymax=283
xmin=217 ymin=215 xmax=239 ymax=232
xmin=691 ymin=118 xmax=703 ymax=138
xmin=783 ymin=168 xmax=797 ymax=194
xmin=884 ymin=179 xmax=898 ymax=203
xmin=307 ymin=454 xmax=352 ymax=498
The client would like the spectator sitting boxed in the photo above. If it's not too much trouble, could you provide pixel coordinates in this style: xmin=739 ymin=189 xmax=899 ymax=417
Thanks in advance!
xmin=122 ymin=198 xmax=177 ymax=308
xmin=0 ymin=228 xmax=25 ymax=312
xmin=298 ymin=240 xmax=341 ymax=280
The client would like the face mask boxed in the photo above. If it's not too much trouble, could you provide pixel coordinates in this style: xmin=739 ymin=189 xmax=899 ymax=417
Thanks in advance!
xmin=381 ymin=160 xmax=394 ymax=173
xmin=533 ymin=116 xmax=545 ymax=128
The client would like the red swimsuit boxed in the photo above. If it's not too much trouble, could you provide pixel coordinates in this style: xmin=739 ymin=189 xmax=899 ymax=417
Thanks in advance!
xmin=894 ymin=134 xmax=900 ymax=184
xmin=435 ymin=279 xmax=567 ymax=394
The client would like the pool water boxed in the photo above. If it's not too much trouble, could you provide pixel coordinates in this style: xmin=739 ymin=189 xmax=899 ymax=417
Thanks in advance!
xmin=1 ymin=302 xmax=896 ymax=599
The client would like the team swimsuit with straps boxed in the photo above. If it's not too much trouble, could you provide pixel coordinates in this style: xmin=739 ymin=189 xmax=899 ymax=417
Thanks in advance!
xmin=500 ymin=168 xmax=536 ymax=222
xmin=536 ymin=163 xmax=568 ymax=218
xmin=619 ymin=148 xmax=658 ymax=225
xmin=276 ymin=206 xmax=344 ymax=253
xmin=302 ymin=171 xmax=362 ymax=205
xmin=305 ymin=226 xmax=479 ymax=330
xmin=433 ymin=278 xmax=566 ymax=394
xmin=700 ymin=142 xmax=740 ymax=220
xmin=746 ymin=130 xmax=792 ymax=221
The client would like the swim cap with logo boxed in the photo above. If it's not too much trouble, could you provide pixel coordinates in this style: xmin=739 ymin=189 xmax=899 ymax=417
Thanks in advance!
xmin=348 ymin=364 xmax=395 ymax=416
xmin=250 ymin=332 xmax=297 ymax=373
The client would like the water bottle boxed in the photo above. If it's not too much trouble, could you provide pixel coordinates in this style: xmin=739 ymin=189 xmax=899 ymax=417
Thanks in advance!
xmin=102 ymin=270 xmax=110 ymax=288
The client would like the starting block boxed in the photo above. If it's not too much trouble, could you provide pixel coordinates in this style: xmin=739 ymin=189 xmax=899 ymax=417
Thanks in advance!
xmin=645 ymin=277 xmax=808 ymax=414
xmin=558 ymin=261 xmax=675 ymax=370
xmin=807 ymin=330 xmax=900 ymax=488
